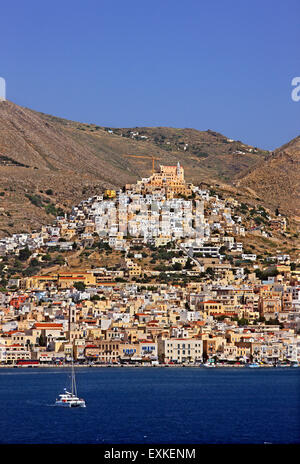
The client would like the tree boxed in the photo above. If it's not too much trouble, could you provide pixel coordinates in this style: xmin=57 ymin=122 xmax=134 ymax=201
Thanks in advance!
xmin=45 ymin=203 xmax=57 ymax=215
xmin=185 ymin=258 xmax=193 ymax=270
xmin=73 ymin=281 xmax=86 ymax=292
xmin=206 ymin=267 xmax=215 ymax=277
xmin=53 ymin=255 xmax=65 ymax=265
xmin=173 ymin=262 xmax=182 ymax=271
xmin=38 ymin=333 xmax=47 ymax=347
xmin=30 ymin=258 xmax=39 ymax=267
xmin=19 ymin=246 xmax=31 ymax=261
xmin=23 ymin=266 xmax=40 ymax=277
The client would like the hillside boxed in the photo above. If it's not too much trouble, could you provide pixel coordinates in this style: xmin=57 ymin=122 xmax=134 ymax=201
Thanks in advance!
xmin=0 ymin=99 xmax=279 ymax=237
xmin=237 ymin=136 xmax=300 ymax=220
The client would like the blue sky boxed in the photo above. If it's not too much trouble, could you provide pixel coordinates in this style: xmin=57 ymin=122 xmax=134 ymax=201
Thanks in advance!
xmin=1 ymin=0 xmax=299 ymax=150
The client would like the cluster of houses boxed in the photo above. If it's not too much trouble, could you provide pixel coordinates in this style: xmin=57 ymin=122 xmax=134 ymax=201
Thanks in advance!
xmin=0 ymin=163 xmax=287 ymax=260
xmin=0 ymin=277 xmax=299 ymax=366
xmin=0 ymin=163 xmax=299 ymax=366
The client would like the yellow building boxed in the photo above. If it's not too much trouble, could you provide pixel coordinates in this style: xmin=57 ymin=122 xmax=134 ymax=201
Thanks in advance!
xmin=126 ymin=259 xmax=142 ymax=277
xmin=23 ymin=274 xmax=58 ymax=290
xmin=23 ymin=271 xmax=97 ymax=290
xmin=57 ymin=271 xmax=96 ymax=288
xmin=158 ymin=338 xmax=203 ymax=363
xmin=104 ymin=189 xmax=116 ymax=198
xmin=141 ymin=163 xmax=193 ymax=197
xmin=198 ymin=300 xmax=224 ymax=316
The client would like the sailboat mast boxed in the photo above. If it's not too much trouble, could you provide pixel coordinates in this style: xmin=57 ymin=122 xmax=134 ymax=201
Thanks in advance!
xmin=71 ymin=356 xmax=77 ymax=397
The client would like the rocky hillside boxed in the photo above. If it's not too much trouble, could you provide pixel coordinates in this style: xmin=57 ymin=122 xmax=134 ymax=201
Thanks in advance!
xmin=237 ymin=136 xmax=300 ymax=220
xmin=0 ymin=99 xmax=290 ymax=237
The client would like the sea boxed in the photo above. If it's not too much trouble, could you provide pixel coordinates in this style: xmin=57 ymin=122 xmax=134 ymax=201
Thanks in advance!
xmin=0 ymin=367 xmax=299 ymax=444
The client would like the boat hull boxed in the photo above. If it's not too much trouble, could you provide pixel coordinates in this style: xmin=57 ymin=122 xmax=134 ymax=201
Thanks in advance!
xmin=55 ymin=400 xmax=86 ymax=408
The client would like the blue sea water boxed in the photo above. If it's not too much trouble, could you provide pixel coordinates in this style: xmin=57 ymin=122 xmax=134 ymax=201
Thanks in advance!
xmin=0 ymin=367 xmax=299 ymax=444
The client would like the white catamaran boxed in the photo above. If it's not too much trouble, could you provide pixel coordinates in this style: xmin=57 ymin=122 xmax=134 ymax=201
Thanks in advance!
xmin=55 ymin=359 xmax=86 ymax=408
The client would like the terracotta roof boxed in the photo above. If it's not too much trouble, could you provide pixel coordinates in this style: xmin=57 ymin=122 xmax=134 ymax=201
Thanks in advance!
xmin=34 ymin=323 xmax=63 ymax=328
xmin=8 ymin=344 xmax=26 ymax=348
xmin=202 ymin=300 xmax=221 ymax=304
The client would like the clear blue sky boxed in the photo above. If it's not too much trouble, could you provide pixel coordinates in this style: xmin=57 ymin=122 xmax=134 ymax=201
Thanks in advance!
xmin=1 ymin=0 xmax=299 ymax=150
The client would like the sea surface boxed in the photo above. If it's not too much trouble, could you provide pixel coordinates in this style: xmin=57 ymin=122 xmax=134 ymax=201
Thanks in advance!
xmin=0 ymin=367 xmax=299 ymax=444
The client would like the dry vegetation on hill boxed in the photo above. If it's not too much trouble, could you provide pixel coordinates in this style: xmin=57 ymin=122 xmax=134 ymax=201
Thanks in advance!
xmin=238 ymin=136 xmax=300 ymax=220
xmin=0 ymin=100 xmax=298 ymax=236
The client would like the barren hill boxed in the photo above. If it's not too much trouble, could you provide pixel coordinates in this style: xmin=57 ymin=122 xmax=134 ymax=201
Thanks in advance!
xmin=237 ymin=136 xmax=300 ymax=220
xmin=0 ymin=99 xmax=277 ymax=236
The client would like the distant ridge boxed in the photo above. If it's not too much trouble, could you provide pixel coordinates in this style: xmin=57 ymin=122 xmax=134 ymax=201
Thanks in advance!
xmin=237 ymin=135 xmax=300 ymax=219
xmin=0 ymin=99 xmax=295 ymax=235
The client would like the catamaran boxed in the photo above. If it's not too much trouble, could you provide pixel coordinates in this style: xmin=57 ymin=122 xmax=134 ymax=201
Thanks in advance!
xmin=55 ymin=358 xmax=86 ymax=408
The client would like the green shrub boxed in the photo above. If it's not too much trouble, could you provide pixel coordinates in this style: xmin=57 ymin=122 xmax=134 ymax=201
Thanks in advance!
xmin=25 ymin=194 xmax=43 ymax=208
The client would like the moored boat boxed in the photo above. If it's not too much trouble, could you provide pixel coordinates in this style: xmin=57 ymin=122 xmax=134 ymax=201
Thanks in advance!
xmin=204 ymin=362 xmax=216 ymax=367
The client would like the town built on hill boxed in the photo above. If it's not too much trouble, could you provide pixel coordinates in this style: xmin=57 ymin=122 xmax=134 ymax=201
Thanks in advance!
xmin=0 ymin=163 xmax=299 ymax=366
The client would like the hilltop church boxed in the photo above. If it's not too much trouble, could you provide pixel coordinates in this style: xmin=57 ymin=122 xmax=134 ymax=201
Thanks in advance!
xmin=127 ymin=162 xmax=193 ymax=198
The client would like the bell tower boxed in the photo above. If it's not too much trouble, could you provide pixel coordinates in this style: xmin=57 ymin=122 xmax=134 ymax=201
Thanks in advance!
xmin=69 ymin=303 xmax=77 ymax=334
